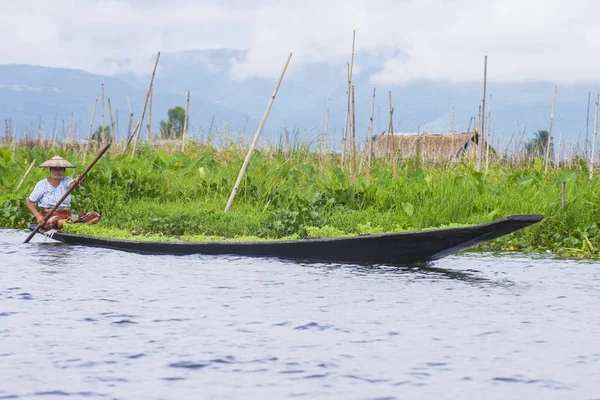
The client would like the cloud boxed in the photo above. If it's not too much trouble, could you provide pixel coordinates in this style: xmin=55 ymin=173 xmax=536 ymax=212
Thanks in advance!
xmin=1 ymin=0 xmax=599 ymax=85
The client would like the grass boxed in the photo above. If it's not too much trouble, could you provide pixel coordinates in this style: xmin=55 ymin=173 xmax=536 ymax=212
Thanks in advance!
xmin=1 ymin=142 xmax=599 ymax=258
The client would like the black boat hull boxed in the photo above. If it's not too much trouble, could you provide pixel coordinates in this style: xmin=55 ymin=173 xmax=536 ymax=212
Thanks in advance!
xmin=37 ymin=214 xmax=543 ymax=265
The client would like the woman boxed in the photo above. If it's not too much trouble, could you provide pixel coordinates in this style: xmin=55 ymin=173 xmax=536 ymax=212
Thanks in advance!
xmin=26 ymin=155 xmax=100 ymax=231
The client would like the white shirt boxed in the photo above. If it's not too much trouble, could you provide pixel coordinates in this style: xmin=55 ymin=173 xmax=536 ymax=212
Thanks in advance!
xmin=29 ymin=177 xmax=74 ymax=209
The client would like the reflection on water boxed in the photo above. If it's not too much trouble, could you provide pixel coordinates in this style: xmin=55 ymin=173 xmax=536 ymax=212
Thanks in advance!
xmin=1 ymin=228 xmax=599 ymax=399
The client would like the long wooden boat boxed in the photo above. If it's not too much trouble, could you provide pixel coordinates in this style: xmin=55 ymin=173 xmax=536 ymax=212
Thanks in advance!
xmin=35 ymin=214 xmax=543 ymax=265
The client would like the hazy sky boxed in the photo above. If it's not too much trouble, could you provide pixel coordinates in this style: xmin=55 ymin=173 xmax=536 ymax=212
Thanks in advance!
xmin=1 ymin=0 xmax=598 ymax=85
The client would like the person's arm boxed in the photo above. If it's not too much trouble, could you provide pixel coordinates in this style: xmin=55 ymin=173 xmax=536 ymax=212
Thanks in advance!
xmin=26 ymin=199 xmax=45 ymax=226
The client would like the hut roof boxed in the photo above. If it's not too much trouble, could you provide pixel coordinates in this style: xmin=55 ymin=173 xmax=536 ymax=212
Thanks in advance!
xmin=372 ymin=132 xmax=487 ymax=162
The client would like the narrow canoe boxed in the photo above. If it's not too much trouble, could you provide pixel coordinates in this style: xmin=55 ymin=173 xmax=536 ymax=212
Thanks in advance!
xmin=35 ymin=214 xmax=543 ymax=265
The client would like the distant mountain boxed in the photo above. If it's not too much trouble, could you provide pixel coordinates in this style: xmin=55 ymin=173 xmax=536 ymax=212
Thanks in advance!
xmin=0 ymin=64 xmax=250 ymax=142
xmin=2 ymin=52 xmax=598 ymax=152
xmin=119 ymin=49 xmax=598 ymax=150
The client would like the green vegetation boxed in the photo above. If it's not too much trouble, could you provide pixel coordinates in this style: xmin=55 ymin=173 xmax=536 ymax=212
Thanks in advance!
xmin=160 ymin=106 xmax=187 ymax=139
xmin=1 ymin=142 xmax=599 ymax=258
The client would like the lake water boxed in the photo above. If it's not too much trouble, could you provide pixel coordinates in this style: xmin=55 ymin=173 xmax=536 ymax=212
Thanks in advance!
xmin=1 ymin=228 xmax=599 ymax=400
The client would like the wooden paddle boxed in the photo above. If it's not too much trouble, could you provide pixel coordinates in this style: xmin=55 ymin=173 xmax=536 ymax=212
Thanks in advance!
xmin=24 ymin=143 xmax=112 ymax=243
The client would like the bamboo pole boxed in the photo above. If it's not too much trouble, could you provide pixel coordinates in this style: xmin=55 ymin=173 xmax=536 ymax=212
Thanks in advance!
xmin=101 ymin=83 xmax=106 ymax=145
xmin=64 ymin=113 xmax=73 ymax=149
xmin=181 ymin=90 xmax=190 ymax=152
xmin=590 ymin=93 xmax=599 ymax=179
xmin=485 ymin=94 xmax=492 ymax=174
xmin=476 ymin=55 xmax=487 ymax=173
xmin=147 ymin=84 xmax=153 ymax=147
xmin=321 ymin=98 xmax=330 ymax=164
xmin=125 ymin=92 xmax=134 ymax=150
xmin=108 ymin=98 xmax=116 ymax=145
xmin=83 ymin=95 xmax=98 ymax=164
xmin=351 ymin=85 xmax=357 ymax=183
xmin=37 ymin=117 xmax=43 ymax=147
xmin=387 ymin=91 xmax=394 ymax=163
xmin=4 ymin=119 xmax=8 ymax=146
xmin=586 ymin=91 xmax=591 ymax=159
xmin=342 ymin=63 xmax=350 ymax=169
xmin=544 ymin=85 xmax=557 ymax=174
xmin=126 ymin=51 xmax=161 ymax=157
xmin=367 ymin=87 xmax=376 ymax=168
xmin=224 ymin=53 xmax=292 ymax=212
xmin=15 ymin=159 xmax=37 ymax=191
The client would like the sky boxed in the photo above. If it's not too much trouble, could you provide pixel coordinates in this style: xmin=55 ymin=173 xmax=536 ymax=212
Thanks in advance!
xmin=1 ymin=0 xmax=599 ymax=85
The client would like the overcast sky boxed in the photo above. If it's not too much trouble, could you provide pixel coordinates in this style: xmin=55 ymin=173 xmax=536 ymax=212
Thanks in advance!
xmin=1 ymin=0 xmax=598 ymax=85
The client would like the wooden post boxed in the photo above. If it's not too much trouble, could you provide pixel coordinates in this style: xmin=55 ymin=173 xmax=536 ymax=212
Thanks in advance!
xmin=15 ymin=159 xmax=37 ymax=191
xmin=367 ymin=87 xmax=376 ymax=168
xmin=37 ymin=117 xmax=43 ymax=147
xmin=387 ymin=91 xmax=394 ymax=163
xmin=224 ymin=53 xmax=292 ymax=212
xmin=561 ymin=181 xmax=566 ymax=208
xmin=322 ymin=98 xmax=330 ymax=163
xmin=101 ymin=83 xmax=106 ymax=145
xmin=147 ymin=84 xmax=153 ymax=147
xmin=108 ymin=98 xmax=116 ymax=145
xmin=181 ymin=90 xmax=190 ymax=152
xmin=4 ymin=119 xmax=8 ymax=146
xmin=351 ymin=85 xmax=357 ymax=183
xmin=476 ymin=55 xmax=487 ymax=173
xmin=590 ymin=93 xmax=599 ymax=179
xmin=83 ymin=95 xmax=98 ymax=164
xmin=486 ymin=94 xmax=492 ymax=174
xmin=586 ymin=91 xmax=591 ymax=159
xmin=544 ymin=85 xmax=557 ymax=174
xmin=126 ymin=51 xmax=161 ymax=157
xmin=342 ymin=63 xmax=350 ymax=169
xmin=65 ymin=113 xmax=73 ymax=148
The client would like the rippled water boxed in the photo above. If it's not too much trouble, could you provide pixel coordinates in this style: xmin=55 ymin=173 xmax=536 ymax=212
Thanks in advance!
xmin=1 ymin=228 xmax=599 ymax=400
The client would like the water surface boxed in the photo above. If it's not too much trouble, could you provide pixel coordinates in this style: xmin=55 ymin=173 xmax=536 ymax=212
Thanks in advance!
xmin=1 ymin=229 xmax=599 ymax=399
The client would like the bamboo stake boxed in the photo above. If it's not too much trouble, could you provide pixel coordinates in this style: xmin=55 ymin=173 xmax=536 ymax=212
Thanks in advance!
xmin=387 ymin=91 xmax=394 ymax=163
xmin=590 ymin=93 xmax=599 ymax=179
xmin=351 ymin=85 xmax=357 ymax=183
xmin=108 ymin=98 xmax=116 ymax=145
xmin=586 ymin=91 xmax=591 ymax=159
xmin=125 ymin=92 xmax=134 ymax=150
xmin=64 ymin=113 xmax=73 ymax=149
xmin=4 ymin=119 xmax=8 ymax=146
xmin=24 ymin=143 xmax=111 ymax=244
xmin=147 ymin=84 xmax=153 ymax=147
xmin=225 ymin=53 xmax=292 ymax=212
xmin=342 ymin=63 xmax=350 ymax=169
xmin=37 ymin=117 xmax=43 ymax=147
xmin=181 ymin=90 xmax=190 ymax=152
xmin=485 ymin=94 xmax=492 ymax=174
xmin=544 ymin=85 xmax=557 ymax=174
xmin=367 ymin=87 xmax=376 ymax=168
xmin=83 ymin=95 xmax=98 ymax=164
xmin=101 ymin=83 xmax=106 ymax=145
xmin=476 ymin=55 xmax=487 ymax=173
xmin=322 ymin=98 xmax=330 ymax=164
xmin=126 ymin=51 xmax=161 ymax=157
xmin=15 ymin=159 xmax=36 ymax=191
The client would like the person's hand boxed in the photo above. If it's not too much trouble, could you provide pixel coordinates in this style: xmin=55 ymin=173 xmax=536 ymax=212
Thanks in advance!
xmin=36 ymin=215 xmax=45 ymax=227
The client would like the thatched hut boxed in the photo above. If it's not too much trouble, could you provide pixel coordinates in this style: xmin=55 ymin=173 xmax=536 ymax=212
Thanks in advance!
xmin=371 ymin=131 xmax=493 ymax=163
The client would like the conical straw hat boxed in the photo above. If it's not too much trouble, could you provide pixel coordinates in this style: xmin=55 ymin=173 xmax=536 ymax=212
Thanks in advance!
xmin=39 ymin=156 xmax=75 ymax=168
